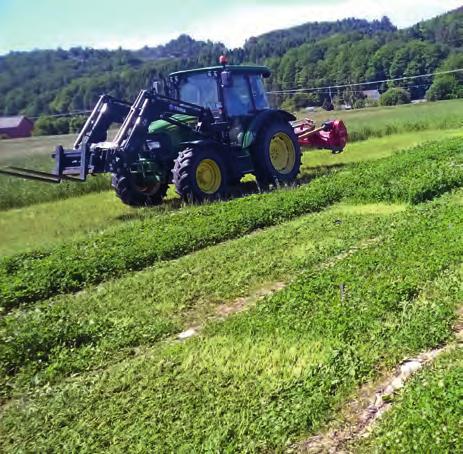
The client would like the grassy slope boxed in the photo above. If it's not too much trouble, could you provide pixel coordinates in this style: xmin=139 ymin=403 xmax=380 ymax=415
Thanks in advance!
xmin=0 ymin=99 xmax=462 ymax=211
xmin=356 ymin=346 xmax=463 ymax=453
xmin=1 ymin=202 xmax=402 ymax=393
xmin=2 ymin=136 xmax=462 ymax=310
xmin=1 ymin=130 xmax=463 ymax=450
xmin=1 ymin=191 xmax=462 ymax=451
xmin=4 ymin=128 xmax=461 ymax=256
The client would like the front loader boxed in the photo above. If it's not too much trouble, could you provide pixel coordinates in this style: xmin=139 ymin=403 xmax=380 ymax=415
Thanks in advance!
xmin=0 ymin=57 xmax=347 ymax=205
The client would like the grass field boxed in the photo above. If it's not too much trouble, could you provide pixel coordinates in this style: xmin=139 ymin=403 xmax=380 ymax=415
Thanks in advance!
xmin=1 ymin=127 xmax=462 ymax=257
xmin=0 ymin=102 xmax=463 ymax=451
xmin=304 ymin=98 xmax=463 ymax=141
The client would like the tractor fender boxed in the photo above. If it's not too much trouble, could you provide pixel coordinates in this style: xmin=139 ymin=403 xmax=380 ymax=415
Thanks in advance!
xmin=180 ymin=139 xmax=222 ymax=150
xmin=242 ymin=109 xmax=296 ymax=149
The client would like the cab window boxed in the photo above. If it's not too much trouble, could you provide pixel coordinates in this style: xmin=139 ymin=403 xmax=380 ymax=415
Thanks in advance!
xmin=177 ymin=73 xmax=222 ymax=118
xmin=249 ymin=75 xmax=269 ymax=110
xmin=223 ymin=75 xmax=253 ymax=117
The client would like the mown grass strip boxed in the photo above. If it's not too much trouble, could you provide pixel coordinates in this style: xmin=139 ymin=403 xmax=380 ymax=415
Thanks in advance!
xmin=1 ymin=137 xmax=463 ymax=311
xmin=355 ymin=347 xmax=463 ymax=453
xmin=5 ymin=129 xmax=457 ymax=259
xmin=0 ymin=205 xmax=395 ymax=393
xmin=1 ymin=191 xmax=462 ymax=452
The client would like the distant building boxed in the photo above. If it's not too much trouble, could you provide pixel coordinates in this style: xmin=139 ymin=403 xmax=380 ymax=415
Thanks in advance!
xmin=362 ymin=89 xmax=381 ymax=101
xmin=0 ymin=116 xmax=34 ymax=139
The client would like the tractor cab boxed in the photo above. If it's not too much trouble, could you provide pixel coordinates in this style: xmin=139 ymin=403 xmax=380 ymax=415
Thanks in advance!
xmin=168 ymin=64 xmax=271 ymax=121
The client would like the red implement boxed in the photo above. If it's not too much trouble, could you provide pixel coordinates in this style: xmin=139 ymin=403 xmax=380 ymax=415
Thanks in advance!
xmin=293 ymin=118 xmax=348 ymax=153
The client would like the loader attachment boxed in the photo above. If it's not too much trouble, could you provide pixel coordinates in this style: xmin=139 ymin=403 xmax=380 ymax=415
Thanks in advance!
xmin=0 ymin=166 xmax=83 ymax=183
xmin=0 ymin=95 xmax=131 ymax=184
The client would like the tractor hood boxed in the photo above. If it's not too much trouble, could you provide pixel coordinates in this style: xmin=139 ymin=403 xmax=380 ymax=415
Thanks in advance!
xmin=148 ymin=114 xmax=197 ymax=134
xmin=148 ymin=114 xmax=198 ymax=153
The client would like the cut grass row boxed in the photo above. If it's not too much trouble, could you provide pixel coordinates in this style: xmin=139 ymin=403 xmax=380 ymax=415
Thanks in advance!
xmin=1 ymin=190 xmax=462 ymax=451
xmin=356 ymin=346 xmax=463 ymax=453
xmin=0 ymin=203 xmax=399 ymax=394
xmin=1 ymin=137 xmax=462 ymax=310
xmin=4 ymin=129 xmax=460 ymax=257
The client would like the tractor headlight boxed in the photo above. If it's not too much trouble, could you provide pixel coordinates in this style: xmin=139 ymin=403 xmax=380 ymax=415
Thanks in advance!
xmin=147 ymin=141 xmax=161 ymax=150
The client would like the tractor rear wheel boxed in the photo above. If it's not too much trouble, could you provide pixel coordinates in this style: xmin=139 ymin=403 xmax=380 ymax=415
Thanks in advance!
xmin=111 ymin=169 xmax=168 ymax=207
xmin=173 ymin=147 xmax=229 ymax=202
xmin=251 ymin=121 xmax=301 ymax=187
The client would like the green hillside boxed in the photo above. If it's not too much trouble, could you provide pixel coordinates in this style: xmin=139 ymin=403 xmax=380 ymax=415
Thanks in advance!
xmin=0 ymin=8 xmax=461 ymax=117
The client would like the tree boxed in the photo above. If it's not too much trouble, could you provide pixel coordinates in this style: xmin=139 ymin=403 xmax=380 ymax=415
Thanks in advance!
xmin=379 ymin=87 xmax=411 ymax=106
xmin=69 ymin=116 xmax=87 ymax=133
xmin=426 ymin=75 xmax=459 ymax=101
xmin=426 ymin=53 xmax=463 ymax=101
xmin=33 ymin=116 xmax=70 ymax=136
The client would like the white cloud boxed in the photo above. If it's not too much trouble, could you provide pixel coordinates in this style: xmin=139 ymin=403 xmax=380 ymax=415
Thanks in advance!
xmin=70 ymin=0 xmax=462 ymax=51
xmin=160 ymin=0 xmax=462 ymax=49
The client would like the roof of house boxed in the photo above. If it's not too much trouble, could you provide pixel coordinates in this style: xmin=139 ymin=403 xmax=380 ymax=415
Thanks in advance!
xmin=0 ymin=116 xmax=31 ymax=129
xmin=362 ymin=89 xmax=381 ymax=99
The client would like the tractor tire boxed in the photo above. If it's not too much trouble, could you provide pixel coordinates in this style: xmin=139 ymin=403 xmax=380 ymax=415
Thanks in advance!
xmin=173 ymin=147 xmax=229 ymax=202
xmin=251 ymin=121 xmax=301 ymax=187
xmin=111 ymin=170 xmax=168 ymax=207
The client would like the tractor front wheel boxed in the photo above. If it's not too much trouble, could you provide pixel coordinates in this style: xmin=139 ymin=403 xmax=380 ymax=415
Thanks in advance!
xmin=173 ymin=147 xmax=229 ymax=202
xmin=111 ymin=169 xmax=168 ymax=207
xmin=252 ymin=121 xmax=301 ymax=188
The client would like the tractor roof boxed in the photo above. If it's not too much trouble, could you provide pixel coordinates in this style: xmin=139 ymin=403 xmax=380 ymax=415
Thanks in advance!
xmin=169 ymin=65 xmax=271 ymax=78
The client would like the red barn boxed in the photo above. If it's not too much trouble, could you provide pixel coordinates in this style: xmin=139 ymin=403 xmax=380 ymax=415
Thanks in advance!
xmin=0 ymin=116 xmax=34 ymax=139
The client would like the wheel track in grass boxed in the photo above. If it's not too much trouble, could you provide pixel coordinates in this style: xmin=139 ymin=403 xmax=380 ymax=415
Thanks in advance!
xmin=176 ymin=236 xmax=382 ymax=340
xmin=0 ymin=232 xmax=385 ymax=408
xmin=291 ymin=306 xmax=463 ymax=453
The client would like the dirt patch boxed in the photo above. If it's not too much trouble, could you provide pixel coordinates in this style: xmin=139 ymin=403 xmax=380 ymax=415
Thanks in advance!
xmin=215 ymin=281 xmax=286 ymax=317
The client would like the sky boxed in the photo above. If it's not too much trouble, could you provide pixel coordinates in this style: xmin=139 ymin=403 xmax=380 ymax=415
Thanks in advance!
xmin=0 ymin=0 xmax=461 ymax=55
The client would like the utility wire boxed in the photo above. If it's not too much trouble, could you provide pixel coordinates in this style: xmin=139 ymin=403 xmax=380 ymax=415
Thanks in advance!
xmin=266 ymin=68 xmax=463 ymax=94
xmin=29 ymin=110 xmax=92 ymax=120
xmin=27 ymin=68 xmax=463 ymax=118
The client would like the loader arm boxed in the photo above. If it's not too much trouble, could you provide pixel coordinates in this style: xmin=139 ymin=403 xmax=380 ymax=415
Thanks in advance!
xmin=112 ymin=90 xmax=218 ymax=159
xmin=0 ymin=90 xmax=219 ymax=183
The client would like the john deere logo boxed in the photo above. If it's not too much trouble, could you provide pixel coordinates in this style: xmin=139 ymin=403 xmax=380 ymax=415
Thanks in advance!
xmin=169 ymin=104 xmax=187 ymax=114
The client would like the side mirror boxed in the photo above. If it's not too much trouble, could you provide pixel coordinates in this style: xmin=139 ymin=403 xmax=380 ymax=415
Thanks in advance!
xmin=221 ymin=70 xmax=232 ymax=87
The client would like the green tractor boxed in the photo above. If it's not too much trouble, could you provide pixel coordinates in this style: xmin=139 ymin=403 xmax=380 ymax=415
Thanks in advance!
xmin=0 ymin=57 xmax=347 ymax=205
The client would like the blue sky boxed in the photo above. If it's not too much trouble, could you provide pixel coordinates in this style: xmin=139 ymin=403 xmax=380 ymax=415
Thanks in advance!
xmin=0 ymin=0 xmax=461 ymax=55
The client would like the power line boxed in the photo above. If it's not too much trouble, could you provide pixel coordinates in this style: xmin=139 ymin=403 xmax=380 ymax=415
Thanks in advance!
xmin=266 ymin=68 xmax=463 ymax=95
xmin=27 ymin=68 xmax=463 ymax=118
xmin=30 ymin=110 xmax=92 ymax=120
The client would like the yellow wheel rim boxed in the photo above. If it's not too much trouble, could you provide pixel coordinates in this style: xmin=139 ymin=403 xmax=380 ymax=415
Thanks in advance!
xmin=196 ymin=159 xmax=222 ymax=194
xmin=269 ymin=132 xmax=296 ymax=174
